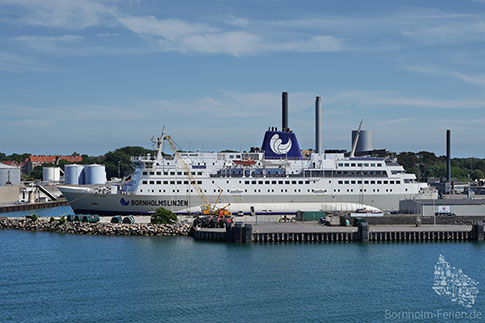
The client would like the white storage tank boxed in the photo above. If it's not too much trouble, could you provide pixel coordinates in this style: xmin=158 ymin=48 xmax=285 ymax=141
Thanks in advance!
xmin=84 ymin=164 xmax=106 ymax=184
xmin=64 ymin=164 xmax=85 ymax=185
xmin=0 ymin=164 xmax=21 ymax=185
xmin=43 ymin=167 xmax=61 ymax=183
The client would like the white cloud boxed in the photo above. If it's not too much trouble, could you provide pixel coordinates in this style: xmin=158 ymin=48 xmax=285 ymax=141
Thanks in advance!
xmin=1 ymin=0 xmax=115 ymax=29
xmin=404 ymin=65 xmax=485 ymax=88
xmin=327 ymin=90 xmax=485 ymax=109
xmin=0 ymin=51 xmax=53 ymax=72
xmin=118 ymin=16 xmax=218 ymax=41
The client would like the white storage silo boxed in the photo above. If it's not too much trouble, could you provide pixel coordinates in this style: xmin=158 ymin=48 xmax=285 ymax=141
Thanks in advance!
xmin=84 ymin=164 xmax=106 ymax=184
xmin=0 ymin=164 xmax=21 ymax=185
xmin=64 ymin=164 xmax=85 ymax=185
xmin=351 ymin=130 xmax=374 ymax=153
xmin=43 ymin=167 xmax=61 ymax=182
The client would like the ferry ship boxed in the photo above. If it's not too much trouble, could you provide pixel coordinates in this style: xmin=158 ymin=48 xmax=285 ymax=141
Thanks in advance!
xmin=59 ymin=93 xmax=436 ymax=216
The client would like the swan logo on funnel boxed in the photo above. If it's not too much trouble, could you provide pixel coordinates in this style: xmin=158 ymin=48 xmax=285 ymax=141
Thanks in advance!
xmin=270 ymin=134 xmax=292 ymax=155
xmin=120 ymin=198 xmax=129 ymax=206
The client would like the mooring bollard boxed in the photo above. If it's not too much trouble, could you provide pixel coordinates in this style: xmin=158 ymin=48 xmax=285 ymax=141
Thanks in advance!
xmin=359 ymin=222 xmax=369 ymax=242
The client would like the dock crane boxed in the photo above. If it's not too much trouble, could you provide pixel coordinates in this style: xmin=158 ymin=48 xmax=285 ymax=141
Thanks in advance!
xmin=163 ymin=135 xmax=231 ymax=216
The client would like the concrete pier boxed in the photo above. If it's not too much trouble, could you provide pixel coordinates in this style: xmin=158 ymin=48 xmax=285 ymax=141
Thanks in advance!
xmin=191 ymin=223 xmax=482 ymax=243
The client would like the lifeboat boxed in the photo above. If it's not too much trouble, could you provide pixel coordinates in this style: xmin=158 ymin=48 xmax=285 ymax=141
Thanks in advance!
xmin=233 ymin=159 xmax=256 ymax=166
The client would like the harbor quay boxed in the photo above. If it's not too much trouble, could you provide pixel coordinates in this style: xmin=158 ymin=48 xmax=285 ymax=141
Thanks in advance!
xmin=192 ymin=222 xmax=485 ymax=243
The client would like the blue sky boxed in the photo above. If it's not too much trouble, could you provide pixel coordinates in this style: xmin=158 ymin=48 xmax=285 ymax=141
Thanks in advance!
xmin=1 ymin=0 xmax=484 ymax=157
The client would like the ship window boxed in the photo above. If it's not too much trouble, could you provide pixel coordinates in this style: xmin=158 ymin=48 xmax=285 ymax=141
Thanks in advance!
xmin=390 ymin=181 xmax=394 ymax=184
xmin=156 ymin=172 xmax=161 ymax=175
xmin=338 ymin=163 xmax=343 ymax=167
xmin=245 ymin=189 xmax=247 ymax=192
xmin=396 ymin=181 xmax=401 ymax=184
xmin=177 ymin=181 xmax=182 ymax=184
xmin=351 ymin=163 xmax=356 ymax=167
xmin=156 ymin=181 xmax=161 ymax=184
xmin=357 ymin=163 xmax=362 ymax=167
xmin=258 ymin=181 xmax=263 ymax=184
xmin=344 ymin=181 xmax=349 ymax=184
xmin=140 ymin=189 xmax=143 ymax=192
xmin=197 ymin=181 xmax=202 ymax=185
xmin=170 ymin=172 xmax=175 ymax=175
xmin=245 ymin=181 xmax=250 ymax=184
xmin=230 ymin=155 xmax=234 ymax=159
xmin=164 ymin=172 xmax=168 ymax=175
xmin=371 ymin=181 xmax=375 ymax=184
xmin=197 ymin=172 xmax=202 ymax=175
xmin=278 ymin=181 xmax=283 ymax=184
xmin=163 ymin=181 xmax=168 ymax=184
xmin=344 ymin=163 xmax=349 ymax=167
xmin=184 ymin=181 xmax=188 ymax=184
xmin=149 ymin=172 xmax=154 ymax=175
xmin=384 ymin=181 xmax=388 ymax=184
xmin=364 ymin=163 xmax=369 ymax=167
xmin=351 ymin=180 xmax=356 ymax=184
xmin=227 ymin=181 xmax=229 ymax=184
xmin=405 ymin=188 xmax=408 ymax=191
xmin=291 ymin=181 xmax=296 ymax=184
xmin=170 ymin=181 xmax=175 ymax=184
xmin=265 ymin=181 xmax=270 ymax=184
xmin=370 ymin=163 xmax=375 ymax=167
xmin=142 ymin=181 xmax=147 ymax=184
xmin=377 ymin=181 xmax=382 ymax=184
xmin=272 ymin=181 xmax=277 ymax=184
xmin=305 ymin=181 xmax=310 ymax=184
xmin=159 ymin=190 xmax=161 ymax=192
xmin=191 ymin=172 xmax=195 ymax=175
xmin=251 ymin=181 xmax=256 ymax=184
xmin=338 ymin=180 xmax=343 ymax=184
xmin=143 ymin=172 xmax=147 ymax=175
xmin=298 ymin=181 xmax=303 ymax=184
xmin=357 ymin=180 xmax=362 ymax=184
xmin=364 ymin=180 xmax=369 ymax=184
xmin=176 ymin=172 xmax=181 ymax=175
xmin=285 ymin=181 xmax=290 ymax=184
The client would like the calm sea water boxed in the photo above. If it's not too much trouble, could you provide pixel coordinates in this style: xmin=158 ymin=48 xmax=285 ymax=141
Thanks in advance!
xmin=1 ymin=208 xmax=485 ymax=322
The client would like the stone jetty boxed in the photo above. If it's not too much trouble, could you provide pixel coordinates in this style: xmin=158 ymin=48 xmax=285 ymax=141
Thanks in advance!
xmin=0 ymin=218 xmax=192 ymax=237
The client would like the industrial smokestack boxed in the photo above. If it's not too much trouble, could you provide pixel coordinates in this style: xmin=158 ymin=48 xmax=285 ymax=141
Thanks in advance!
xmin=282 ymin=92 xmax=288 ymax=132
xmin=315 ymin=96 xmax=322 ymax=153
xmin=446 ymin=129 xmax=451 ymax=182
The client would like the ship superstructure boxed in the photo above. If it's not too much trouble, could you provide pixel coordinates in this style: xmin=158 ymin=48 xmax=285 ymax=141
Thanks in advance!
xmin=59 ymin=93 xmax=436 ymax=216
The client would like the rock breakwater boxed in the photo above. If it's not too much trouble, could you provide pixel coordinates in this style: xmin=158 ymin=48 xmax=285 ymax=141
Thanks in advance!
xmin=0 ymin=218 xmax=192 ymax=236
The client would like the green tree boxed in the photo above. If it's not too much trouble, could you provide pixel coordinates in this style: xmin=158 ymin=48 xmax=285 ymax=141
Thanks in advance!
xmin=471 ymin=169 xmax=484 ymax=181
xmin=150 ymin=208 xmax=177 ymax=224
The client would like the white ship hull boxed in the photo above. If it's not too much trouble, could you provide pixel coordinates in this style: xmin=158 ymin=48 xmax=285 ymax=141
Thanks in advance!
xmin=60 ymin=186 xmax=434 ymax=216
